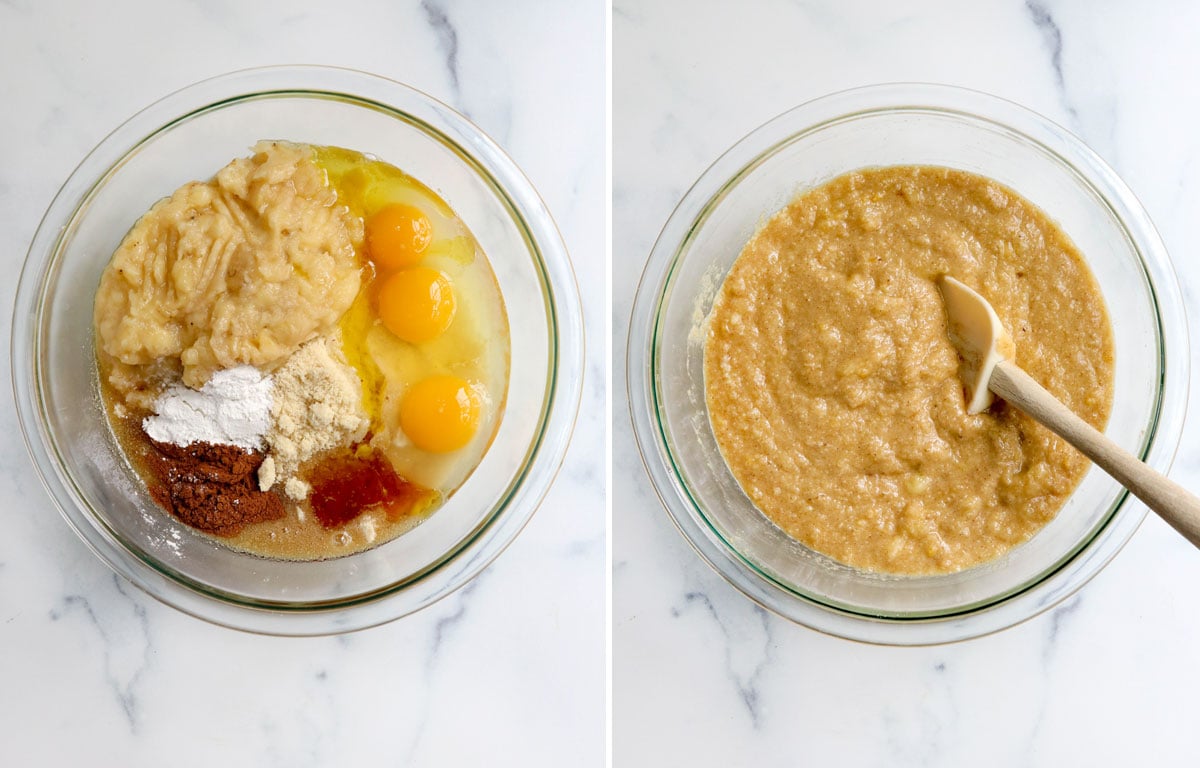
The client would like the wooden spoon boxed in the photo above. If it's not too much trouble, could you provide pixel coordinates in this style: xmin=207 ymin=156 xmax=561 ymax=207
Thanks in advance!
xmin=937 ymin=275 xmax=1200 ymax=549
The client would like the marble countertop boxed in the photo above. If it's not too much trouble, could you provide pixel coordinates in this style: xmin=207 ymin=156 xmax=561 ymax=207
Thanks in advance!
xmin=0 ymin=1 xmax=603 ymax=765
xmin=615 ymin=1 xmax=1200 ymax=765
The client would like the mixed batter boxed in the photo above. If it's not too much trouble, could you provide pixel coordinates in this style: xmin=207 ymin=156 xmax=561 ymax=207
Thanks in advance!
xmin=704 ymin=166 xmax=1114 ymax=574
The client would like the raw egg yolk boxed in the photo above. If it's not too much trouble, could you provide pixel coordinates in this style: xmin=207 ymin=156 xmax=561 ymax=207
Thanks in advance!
xmin=400 ymin=375 xmax=481 ymax=453
xmin=377 ymin=267 xmax=456 ymax=343
xmin=366 ymin=203 xmax=433 ymax=270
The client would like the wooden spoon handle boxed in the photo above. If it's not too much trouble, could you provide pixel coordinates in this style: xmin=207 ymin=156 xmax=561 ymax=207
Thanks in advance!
xmin=991 ymin=359 xmax=1200 ymax=549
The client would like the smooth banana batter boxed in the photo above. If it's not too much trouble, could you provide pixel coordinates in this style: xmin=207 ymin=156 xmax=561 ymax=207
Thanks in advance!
xmin=704 ymin=166 xmax=1114 ymax=574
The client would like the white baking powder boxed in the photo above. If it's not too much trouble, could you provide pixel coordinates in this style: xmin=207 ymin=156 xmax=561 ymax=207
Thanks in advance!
xmin=143 ymin=365 xmax=273 ymax=450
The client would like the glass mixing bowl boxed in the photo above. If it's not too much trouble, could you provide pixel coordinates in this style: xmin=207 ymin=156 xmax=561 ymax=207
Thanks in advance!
xmin=627 ymin=83 xmax=1188 ymax=645
xmin=12 ymin=66 xmax=583 ymax=635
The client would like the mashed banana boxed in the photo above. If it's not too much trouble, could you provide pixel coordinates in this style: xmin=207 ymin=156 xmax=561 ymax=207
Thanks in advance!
xmin=704 ymin=166 xmax=1114 ymax=575
xmin=94 ymin=141 xmax=363 ymax=405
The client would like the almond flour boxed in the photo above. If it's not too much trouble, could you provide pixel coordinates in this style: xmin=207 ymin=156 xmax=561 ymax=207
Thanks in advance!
xmin=259 ymin=334 xmax=370 ymax=499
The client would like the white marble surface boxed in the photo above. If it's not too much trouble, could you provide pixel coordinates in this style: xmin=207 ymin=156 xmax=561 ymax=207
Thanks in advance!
xmin=0 ymin=1 xmax=604 ymax=765
xmin=615 ymin=1 xmax=1200 ymax=765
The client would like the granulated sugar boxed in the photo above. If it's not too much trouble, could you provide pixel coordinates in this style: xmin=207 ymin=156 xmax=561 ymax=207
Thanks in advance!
xmin=143 ymin=365 xmax=272 ymax=450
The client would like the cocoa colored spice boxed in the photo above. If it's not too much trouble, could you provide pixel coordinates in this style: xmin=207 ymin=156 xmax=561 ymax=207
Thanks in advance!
xmin=145 ymin=439 xmax=285 ymax=537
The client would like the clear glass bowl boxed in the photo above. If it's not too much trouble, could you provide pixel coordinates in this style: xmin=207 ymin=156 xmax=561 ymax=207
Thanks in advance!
xmin=12 ymin=66 xmax=583 ymax=635
xmin=627 ymin=83 xmax=1188 ymax=645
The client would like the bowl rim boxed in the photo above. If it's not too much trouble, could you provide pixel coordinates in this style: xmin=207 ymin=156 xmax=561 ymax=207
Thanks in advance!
xmin=626 ymin=82 xmax=1189 ymax=645
xmin=11 ymin=64 xmax=584 ymax=635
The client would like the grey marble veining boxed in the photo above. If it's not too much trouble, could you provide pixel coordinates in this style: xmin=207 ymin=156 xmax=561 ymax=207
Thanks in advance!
xmin=672 ymin=591 xmax=773 ymax=728
xmin=421 ymin=0 xmax=462 ymax=96
xmin=49 ymin=575 xmax=153 ymax=732
xmin=1025 ymin=0 xmax=1078 ymax=122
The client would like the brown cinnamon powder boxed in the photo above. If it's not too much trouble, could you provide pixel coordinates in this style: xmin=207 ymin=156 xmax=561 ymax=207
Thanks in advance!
xmin=145 ymin=440 xmax=285 ymax=537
